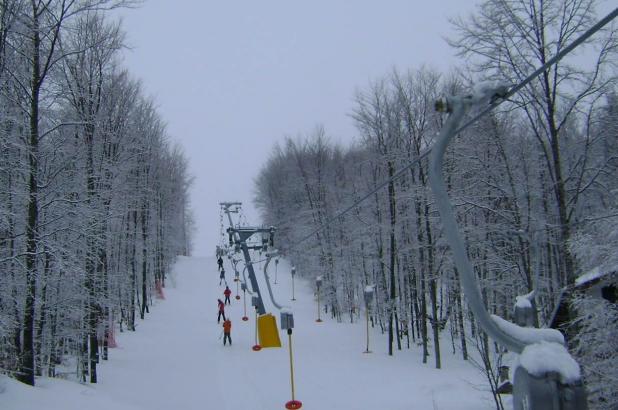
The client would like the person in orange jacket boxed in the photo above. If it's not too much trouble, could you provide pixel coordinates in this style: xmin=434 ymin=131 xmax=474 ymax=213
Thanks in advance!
xmin=223 ymin=286 xmax=232 ymax=305
xmin=222 ymin=319 xmax=232 ymax=346
xmin=217 ymin=299 xmax=226 ymax=323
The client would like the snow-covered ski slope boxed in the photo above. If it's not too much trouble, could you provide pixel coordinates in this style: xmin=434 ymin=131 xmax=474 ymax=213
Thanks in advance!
xmin=3 ymin=255 xmax=495 ymax=409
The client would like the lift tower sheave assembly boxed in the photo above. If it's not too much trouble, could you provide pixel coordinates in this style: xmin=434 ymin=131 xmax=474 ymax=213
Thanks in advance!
xmin=219 ymin=202 xmax=275 ymax=315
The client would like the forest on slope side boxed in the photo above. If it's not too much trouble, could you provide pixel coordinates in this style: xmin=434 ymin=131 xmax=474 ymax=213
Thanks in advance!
xmin=0 ymin=1 xmax=194 ymax=386
xmin=254 ymin=2 xmax=618 ymax=409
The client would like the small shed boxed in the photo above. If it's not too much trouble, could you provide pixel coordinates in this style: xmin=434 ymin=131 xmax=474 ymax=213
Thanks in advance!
xmin=549 ymin=267 xmax=617 ymax=331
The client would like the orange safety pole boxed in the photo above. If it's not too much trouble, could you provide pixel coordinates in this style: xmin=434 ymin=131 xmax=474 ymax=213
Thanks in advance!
xmin=242 ymin=288 xmax=248 ymax=321
xmin=252 ymin=307 xmax=261 ymax=351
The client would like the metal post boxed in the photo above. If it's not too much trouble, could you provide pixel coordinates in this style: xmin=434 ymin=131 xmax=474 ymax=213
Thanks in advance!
xmin=315 ymin=276 xmax=323 ymax=322
xmin=252 ymin=305 xmax=261 ymax=351
xmin=363 ymin=286 xmax=373 ymax=354
xmin=288 ymin=330 xmax=296 ymax=400
xmin=291 ymin=267 xmax=296 ymax=301
xmin=281 ymin=312 xmax=301 ymax=409
xmin=242 ymin=283 xmax=248 ymax=321
xmin=364 ymin=308 xmax=371 ymax=354
xmin=241 ymin=242 xmax=266 ymax=314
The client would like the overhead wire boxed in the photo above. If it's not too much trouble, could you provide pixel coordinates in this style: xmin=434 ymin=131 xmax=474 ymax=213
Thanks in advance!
xmin=285 ymin=7 xmax=618 ymax=253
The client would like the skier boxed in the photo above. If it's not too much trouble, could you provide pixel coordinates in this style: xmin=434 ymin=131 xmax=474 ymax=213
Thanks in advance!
xmin=219 ymin=268 xmax=226 ymax=286
xmin=222 ymin=319 xmax=232 ymax=346
xmin=217 ymin=299 xmax=226 ymax=323
xmin=217 ymin=256 xmax=224 ymax=271
xmin=224 ymin=285 xmax=232 ymax=305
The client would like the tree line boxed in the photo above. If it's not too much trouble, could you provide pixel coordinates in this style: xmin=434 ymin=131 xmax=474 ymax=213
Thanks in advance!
xmin=0 ymin=1 xmax=194 ymax=386
xmin=254 ymin=1 xmax=617 ymax=408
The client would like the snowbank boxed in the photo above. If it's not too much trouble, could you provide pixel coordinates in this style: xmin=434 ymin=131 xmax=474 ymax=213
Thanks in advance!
xmin=1 ymin=374 xmax=141 ymax=410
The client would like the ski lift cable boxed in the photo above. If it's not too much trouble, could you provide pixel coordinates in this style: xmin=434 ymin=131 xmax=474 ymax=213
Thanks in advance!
xmin=286 ymin=7 xmax=618 ymax=253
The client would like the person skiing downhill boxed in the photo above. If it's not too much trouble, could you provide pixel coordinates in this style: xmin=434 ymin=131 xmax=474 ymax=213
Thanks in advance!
xmin=222 ymin=319 xmax=232 ymax=346
xmin=219 ymin=268 xmax=225 ymax=285
xmin=217 ymin=299 xmax=226 ymax=323
xmin=224 ymin=286 xmax=232 ymax=305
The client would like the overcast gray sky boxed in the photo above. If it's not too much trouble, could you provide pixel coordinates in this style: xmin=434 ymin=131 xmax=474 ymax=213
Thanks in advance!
xmin=115 ymin=1 xmax=475 ymax=256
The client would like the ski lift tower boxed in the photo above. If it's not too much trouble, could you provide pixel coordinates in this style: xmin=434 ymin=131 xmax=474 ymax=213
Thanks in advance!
xmin=219 ymin=202 xmax=275 ymax=315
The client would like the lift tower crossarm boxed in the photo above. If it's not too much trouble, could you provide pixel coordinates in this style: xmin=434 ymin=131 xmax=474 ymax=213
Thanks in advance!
xmin=219 ymin=202 xmax=272 ymax=315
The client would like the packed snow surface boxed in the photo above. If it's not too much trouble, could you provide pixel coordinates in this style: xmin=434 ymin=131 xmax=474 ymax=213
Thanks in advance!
xmin=518 ymin=341 xmax=581 ymax=384
xmin=4 ymin=256 xmax=495 ymax=409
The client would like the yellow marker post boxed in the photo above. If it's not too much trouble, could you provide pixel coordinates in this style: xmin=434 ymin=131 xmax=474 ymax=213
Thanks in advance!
xmin=252 ymin=307 xmax=261 ymax=351
xmin=282 ymin=312 xmax=301 ymax=409
xmin=315 ymin=276 xmax=323 ymax=322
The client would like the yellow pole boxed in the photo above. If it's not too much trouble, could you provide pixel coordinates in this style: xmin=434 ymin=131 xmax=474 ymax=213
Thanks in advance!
xmin=255 ymin=308 xmax=258 ymax=345
xmin=252 ymin=307 xmax=261 ymax=351
xmin=316 ymin=291 xmax=321 ymax=322
xmin=288 ymin=331 xmax=295 ymax=401
xmin=243 ymin=290 xmax=247 ymax=317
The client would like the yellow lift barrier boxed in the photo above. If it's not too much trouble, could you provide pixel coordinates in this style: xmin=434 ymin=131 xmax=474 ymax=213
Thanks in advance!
xmin=258 ymin=313 xmax=281 ymax=348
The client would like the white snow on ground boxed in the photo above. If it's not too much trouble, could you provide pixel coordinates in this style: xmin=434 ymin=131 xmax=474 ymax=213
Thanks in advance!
xmin=3 ymin=255 xmax=496 ymax=410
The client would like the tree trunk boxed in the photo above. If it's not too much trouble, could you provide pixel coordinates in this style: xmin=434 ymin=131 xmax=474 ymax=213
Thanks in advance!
xmin=387 ymin=161 xmax=397 ymax=356
xmin=454 ymin=269 xmax=468 ymax=360
xmin=140 ymin=201 xmax=150 ymax=319
xmin=19 ymin=7 xmax=42 ymax=385
xmin=429 ymin=278 xmax=441 ymax=369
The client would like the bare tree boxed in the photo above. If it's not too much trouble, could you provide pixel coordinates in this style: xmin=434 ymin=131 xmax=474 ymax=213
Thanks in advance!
xmin=449 ymin=0 xmax=618 ymax=286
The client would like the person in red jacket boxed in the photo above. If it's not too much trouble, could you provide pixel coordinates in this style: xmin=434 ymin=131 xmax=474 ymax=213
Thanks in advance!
xmin=223 ymin=286 xmax=232 ymax=305
xmin=222 ymin=319 xmax=232 ymax=346
xmin=217 ymin=299 xmax=226 ymax=323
